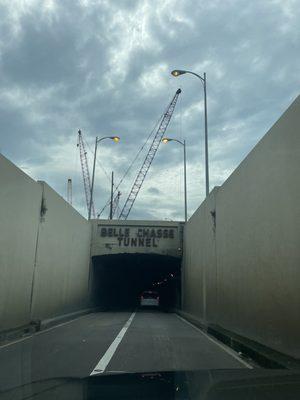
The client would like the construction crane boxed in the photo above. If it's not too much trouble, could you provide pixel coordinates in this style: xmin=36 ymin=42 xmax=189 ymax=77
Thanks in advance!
xmin=118 ymin=88 xmax=182 ymax=220
xmin=77 ymin=129 xmax=95 ymax=218
xmin=111 ymin=191 xmax=121 ymax=219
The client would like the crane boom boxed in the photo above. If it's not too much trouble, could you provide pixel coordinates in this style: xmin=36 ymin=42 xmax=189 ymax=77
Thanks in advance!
xmin=119 ymin=88 xmax=181 ymax=220
xmin=77 ymin=130 xmax=95 ymax=218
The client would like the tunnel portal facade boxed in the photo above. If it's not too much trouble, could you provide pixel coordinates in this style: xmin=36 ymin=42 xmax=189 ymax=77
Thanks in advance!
xmin=91 ymin=219 xmax=184 ymax=258
xmin=90 ymin=220 xmax=184 ymax=310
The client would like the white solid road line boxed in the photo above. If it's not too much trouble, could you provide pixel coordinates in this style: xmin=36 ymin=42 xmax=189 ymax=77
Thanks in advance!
xmin=176 ymin=315 xmax=253 ymax=369
xmin=90 ymin=312 xmax=136 ymax=376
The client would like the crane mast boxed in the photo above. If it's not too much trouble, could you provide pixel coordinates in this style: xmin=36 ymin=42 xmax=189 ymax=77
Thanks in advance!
xmin=77 ymin=129 xmax=95 ymax=218
xmin=119 ymin=88 xmax=181 ymax=220
xmin=111 ymin=191 xmax=121 ymax=219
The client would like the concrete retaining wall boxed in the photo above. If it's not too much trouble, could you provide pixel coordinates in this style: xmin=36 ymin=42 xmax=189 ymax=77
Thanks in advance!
xmin=0 ymin=156 xmax=42 ymax=331
xmin=0 ymin=155 xmax=91 ymax=332
xmin=30 ymin=182 xmax=91 ymax=321
xmin=183 ymin=188 xmax=218 ymax=324
xmin=183 ymin=95 xmax=300 ymax=359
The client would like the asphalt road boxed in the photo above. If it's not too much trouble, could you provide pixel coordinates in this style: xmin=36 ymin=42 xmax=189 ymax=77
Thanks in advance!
xmin=0 ymin=311 xmax=251 ymax=392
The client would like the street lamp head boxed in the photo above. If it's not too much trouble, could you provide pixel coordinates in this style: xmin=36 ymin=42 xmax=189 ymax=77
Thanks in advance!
xmin=97 ymin=135 xmax=120 ymax=143
xmin=162 ymin=137 xmax=172 ymax=143
xmin=171 ymin=69 xmax=187 ymax=77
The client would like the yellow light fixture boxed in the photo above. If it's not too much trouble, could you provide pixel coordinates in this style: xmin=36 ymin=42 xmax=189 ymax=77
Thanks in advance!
xmin=171 ymin=69 xmax=186 ymax=77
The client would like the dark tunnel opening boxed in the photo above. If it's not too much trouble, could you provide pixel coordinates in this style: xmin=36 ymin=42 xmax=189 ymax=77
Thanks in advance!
xmin=92 ymin=253 xmax=181 ymax=311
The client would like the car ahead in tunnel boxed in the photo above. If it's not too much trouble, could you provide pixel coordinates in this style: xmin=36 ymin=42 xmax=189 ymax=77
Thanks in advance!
xmin=140 ymin=290 xmax=159 ymax=307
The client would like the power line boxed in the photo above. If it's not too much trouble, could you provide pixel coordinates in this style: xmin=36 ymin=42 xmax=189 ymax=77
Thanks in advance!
xmin=97 ymin=113 xmax=163 ymax=217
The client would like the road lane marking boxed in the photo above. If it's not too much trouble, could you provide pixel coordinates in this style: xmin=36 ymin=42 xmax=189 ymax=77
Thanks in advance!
xmin=176 ymin=315 xmax=253 ymax=369
xmin=90 ymin=312 xmax=136 ymax=375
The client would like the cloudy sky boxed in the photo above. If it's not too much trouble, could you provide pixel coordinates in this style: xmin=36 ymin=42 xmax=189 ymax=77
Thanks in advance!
xmin=0 ymin=0 xmax=299 ymax=220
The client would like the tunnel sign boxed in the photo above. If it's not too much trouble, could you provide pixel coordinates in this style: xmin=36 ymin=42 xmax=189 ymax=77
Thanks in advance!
xmin=98 ymin=226 xmax=176 ymax=248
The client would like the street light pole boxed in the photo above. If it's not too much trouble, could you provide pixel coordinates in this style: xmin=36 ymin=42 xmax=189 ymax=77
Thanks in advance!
xmin=109 ymin=171 xmax=114 ymax=220
xmin=203 ymin=73 xmax=209 ymax=197
xmin=183 ymin=139 xmax=187 ymax=222
xmin=88 ymin=135 xmax=120 ymax=220
xmin=162 ymin=137 xmax=187 ymax=222
xmin=171 ymin=69 xmax=210 ymax=197
xmin=89 ymin=137 xmax=98 ymax=220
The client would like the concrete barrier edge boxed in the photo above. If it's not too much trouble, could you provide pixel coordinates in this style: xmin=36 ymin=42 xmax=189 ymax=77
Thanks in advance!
xmin=40 ymin=308 xmax=97 ymax=330
xmin=175 ymin=309 xmax=300 ymax=369
xmin=0 ymin=308 xmax=98 ymax=346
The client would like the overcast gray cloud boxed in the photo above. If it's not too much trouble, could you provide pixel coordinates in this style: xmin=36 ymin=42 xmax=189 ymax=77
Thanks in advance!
xmin=0 ymin=0 xmax=299 ymax=220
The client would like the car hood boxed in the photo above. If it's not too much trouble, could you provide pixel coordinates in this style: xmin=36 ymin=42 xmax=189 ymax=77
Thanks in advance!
xmin=1 ymin=369 xmax=300 ymax=400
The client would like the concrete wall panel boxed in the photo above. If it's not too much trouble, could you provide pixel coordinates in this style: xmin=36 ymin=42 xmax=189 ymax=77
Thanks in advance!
xmin=216 ymin=95 xmax=300 ymax=357
xmin=30 ymin=182 xmax=92 ymax=321
xmin=0 ymin=155 xmax=92 ymax=332
xmin=183 ymin=95 xmax=300 ymax=358
xmin=0 ymin=155 xmax=41 ymax=331
xmin=183 ymin=188 xmax=218 ymax=323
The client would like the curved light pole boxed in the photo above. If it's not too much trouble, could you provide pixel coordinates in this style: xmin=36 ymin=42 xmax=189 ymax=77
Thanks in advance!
xmin=171 ymin=69 xmax=209 ymax=197
xmin=89 ymin=136 xmax=120 ymax=220
xmin=162 ymin=137 xmax=187 ymax=222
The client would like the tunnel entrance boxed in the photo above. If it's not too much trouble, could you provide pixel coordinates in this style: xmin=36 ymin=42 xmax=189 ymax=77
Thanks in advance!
xmin=92 ymin=253 xmax=181 ymax=311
